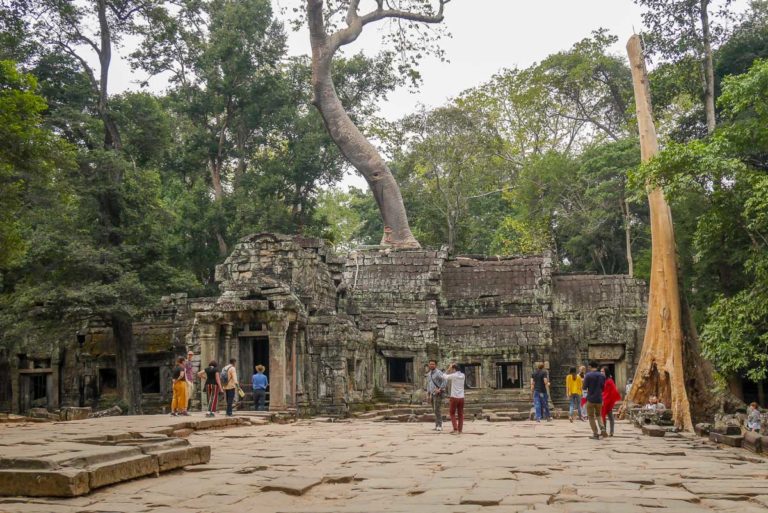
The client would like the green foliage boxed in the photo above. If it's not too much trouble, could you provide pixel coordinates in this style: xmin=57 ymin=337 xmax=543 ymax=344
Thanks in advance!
xmin=0 ymin=61 xmax=73 ymax=268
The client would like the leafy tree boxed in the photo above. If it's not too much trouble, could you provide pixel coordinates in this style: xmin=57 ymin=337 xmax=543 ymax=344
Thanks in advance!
xmin=0 ymin=61 xmax=72 ymax=268
xmin=636 ymin=0 xmax=735 ymax=133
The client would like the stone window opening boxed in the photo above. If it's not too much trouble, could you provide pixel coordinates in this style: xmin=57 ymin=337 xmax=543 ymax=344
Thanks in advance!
xmin=495 ymin=362 xmax=523 ymax=389
xmin=386 ymin=358 xmax=413 ymax=384
xmin=139 ymin=367 xmax=161 ymax=394
xmin=99 ymin=368 xmax=118 ymax=394
xmin=458 ymin=364 xmax=481 ymax=389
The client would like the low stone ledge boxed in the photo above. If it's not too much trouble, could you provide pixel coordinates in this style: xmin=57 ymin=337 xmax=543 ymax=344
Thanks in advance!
xmin=0 ymin=469 xmax=89 ymax=497
xmin=743 ymin=431 xmax=763 ymax=453
xmin=641 ymin=424 xmax=667 ymax=437
xmin=709 ymin=432 xmax=743 ymax=447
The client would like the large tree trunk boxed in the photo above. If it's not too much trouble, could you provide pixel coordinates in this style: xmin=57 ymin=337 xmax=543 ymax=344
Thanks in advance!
xmin=700 ymin=0 xmax=717 ymax=134
xmin=626 ymin=35 xmax=693 ymax=431
xmin=112 ymin=311 xmax=142 ymax=415
xmin=96 ymin=0 xmax=122 ymax=151
xmin=307 ymin=0 xmax=419 ymax=248
xmin=622 ymin=197 xmax=634 ymax=277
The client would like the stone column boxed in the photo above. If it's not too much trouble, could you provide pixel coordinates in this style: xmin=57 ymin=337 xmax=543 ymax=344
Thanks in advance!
xmin=196 ymin=320 xmax=218 ymax=412
xmin=10 ymin=357 xmax=19 ymax=414
xmin=268 ymin=316 xmax=290 ymax=410
xmin=50 ymin=352 xmax=60 ymax=409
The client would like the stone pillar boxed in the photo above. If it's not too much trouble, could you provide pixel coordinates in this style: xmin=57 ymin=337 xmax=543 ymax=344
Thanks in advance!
xmin=268 ymin=317 xmax=290 ymax=411
xmin=10 ymin=357 xmax=19 ymax=414
xmin=50 ymin=351 xmax=60 ymax=409
xmin=197 ymin=321 xmax=218 ymax=411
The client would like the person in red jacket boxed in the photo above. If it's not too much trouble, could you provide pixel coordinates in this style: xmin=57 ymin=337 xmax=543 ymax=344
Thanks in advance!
xmin=601 ymin=367 xmax=621 ymax=437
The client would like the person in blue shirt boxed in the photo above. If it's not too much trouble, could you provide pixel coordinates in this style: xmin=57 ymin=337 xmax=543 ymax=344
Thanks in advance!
xmin=251 ymin=365 xmax=269 ymax=411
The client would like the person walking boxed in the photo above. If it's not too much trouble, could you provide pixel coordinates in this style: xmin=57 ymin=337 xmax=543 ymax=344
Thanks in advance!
xmin=198 ymin=360 xmax=221 ymax=417
xmin=583 ymin=361 xmax=607 ymax=439
xmin=222 ymin=358 xmax=238 ymax=417
xmin=426 ymin=360 xmax=446 ymax=432
xmin=252 ymin=365 xmax=269 ymax=411
xmin=443 ymin=363 xmax=466 ymax=434
xmin=565 ymin=367 xmax=582 ymax=423
xmin=600 ymin=367 xmax=621 ymax=437
xmin=170 ymin=356 xmax=188 ymax=417
xmin=530 ymin=362 xmax=551 ymax=422
xmin=578 ymin=365 xmax=588 ymax=421
xmin=185 ymin=350 xmax=196 ymax=411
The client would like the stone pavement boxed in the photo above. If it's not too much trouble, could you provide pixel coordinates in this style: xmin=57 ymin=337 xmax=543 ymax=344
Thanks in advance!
xmin=1 ymin=416 xmax=767 ymax=513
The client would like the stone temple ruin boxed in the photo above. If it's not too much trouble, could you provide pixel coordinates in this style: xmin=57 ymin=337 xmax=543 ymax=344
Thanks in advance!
xmin=2 ymin=234 xmax=647 ymax=415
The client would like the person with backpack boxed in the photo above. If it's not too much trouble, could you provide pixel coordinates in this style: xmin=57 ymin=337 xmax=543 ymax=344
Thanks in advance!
xmin=221 ymin=358 xmax=238 ymax=417
xmin=170 ymin=356 xmax=188 ymax=417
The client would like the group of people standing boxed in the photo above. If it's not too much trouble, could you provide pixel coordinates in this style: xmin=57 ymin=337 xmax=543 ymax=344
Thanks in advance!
xmin=425 ymin=359 xmax=623 ymax=439
xmin=169 ymin=354 xmax=270 ymax=417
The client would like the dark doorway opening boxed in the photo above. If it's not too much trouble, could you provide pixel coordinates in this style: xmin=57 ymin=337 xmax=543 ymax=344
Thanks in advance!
xmin=599 ymin=363 xmax=616 ymax=380
xmin=140 ymin=367 xmax=161 ymax=393
xmin=99 ymin=368 xmax=118 ymax=395
xmin=241 ymin=336 xmax=269 ymax=410
xmin=496 ymin=362 xmax=523 ymax=389
xmin=387 ymin=357 xmax=413 ymax=383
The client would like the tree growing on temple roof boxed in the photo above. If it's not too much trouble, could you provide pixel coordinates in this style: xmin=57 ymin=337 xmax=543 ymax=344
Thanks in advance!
xmin=305 ymin=0 xmax=453 ymax=249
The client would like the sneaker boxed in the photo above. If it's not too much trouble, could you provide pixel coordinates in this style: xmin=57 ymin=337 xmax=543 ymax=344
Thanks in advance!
xmin=170 ymin=412 xmax=177 ymax=417
xmin=600 ymin=431 xmax=608 ymax=438
xmin=436 ymin=426 xmax=442 ymax=432
xmin=591 ymin=434 xmax=600 ymax=440
xmin=180 ymin=411 xmax=190 ymax=416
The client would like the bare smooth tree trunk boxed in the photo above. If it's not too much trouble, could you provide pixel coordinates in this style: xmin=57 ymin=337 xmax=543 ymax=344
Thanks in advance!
xmin=306 ymin=0 xmax=422 ymax=248
xmin=700 ymin=0 xmax=717 ymax=134
xmin=622 ymin=197 xmax=634 ymax=277
xmin=626 ymin=35 xmax=693 ymax=431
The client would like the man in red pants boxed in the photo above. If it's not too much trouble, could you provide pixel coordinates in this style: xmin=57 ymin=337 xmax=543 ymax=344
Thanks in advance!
xmin=443 ymin=363 xmax=466 ymax=434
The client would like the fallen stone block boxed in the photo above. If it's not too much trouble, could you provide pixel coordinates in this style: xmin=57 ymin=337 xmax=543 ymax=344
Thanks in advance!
xmin=743 ymin=432 xmax=762 ymax=453
xmin=694 ymin=423 xmax=712 ymax=437
xmin=0 ymin=469 xmax=90 ymax=497
xmin=88 ymin=454 xmax=158 ymax=489
xmin=89 ymin=405 xmax=123 ymax=418
xmin=641 ymin=424 xmax=667 ymax=437
xmin=149 ymin=445 xmax=210 ymax=472
xmin=709 ymin=431 xmax=743 ymax=447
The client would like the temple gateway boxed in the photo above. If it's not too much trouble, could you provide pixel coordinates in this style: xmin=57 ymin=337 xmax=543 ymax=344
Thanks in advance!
xmin=4 ymin=233 xmax=647 ymax=415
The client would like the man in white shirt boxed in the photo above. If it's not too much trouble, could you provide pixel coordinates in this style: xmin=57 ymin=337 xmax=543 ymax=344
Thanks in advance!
xmin=443 ymin=363 xmax=466 ymax=434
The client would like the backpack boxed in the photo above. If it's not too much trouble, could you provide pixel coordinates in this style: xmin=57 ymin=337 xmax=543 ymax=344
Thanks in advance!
xmin=220 ymin=365 xmax=230 ymax=385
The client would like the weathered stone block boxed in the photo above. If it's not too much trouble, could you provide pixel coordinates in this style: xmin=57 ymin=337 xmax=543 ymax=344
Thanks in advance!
xmin=694 ymin=423 xmax=712 ymax=437
xmin=60 ymin=407 xmax=92 ymax=421
xmin=709 ymin=431 xmax=743 ymax=447
xmin=88 ymin=454 xmax=158 ymax=489
xmin=743 ymin=431 xmax=763 ymax=453
xmin=0 ymin=469 xmax=90 ymax=497
xmin=641 ymin=424 xmax=667 ymax=437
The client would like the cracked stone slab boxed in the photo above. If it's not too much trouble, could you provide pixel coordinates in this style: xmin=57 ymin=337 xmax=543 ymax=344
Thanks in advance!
xmin=261 ymin=477 xmax=324 ymax=496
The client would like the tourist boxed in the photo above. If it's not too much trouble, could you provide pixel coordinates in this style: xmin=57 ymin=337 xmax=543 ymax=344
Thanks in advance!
xmin=252 ymin=364 xmax=269 ymax=411
xmin=443 ymin=363 xmax=466 ymax=434
xmin=170 ymin=356 xmax=188 ymax=417
xmin=531 ymin=362 xmax=551 ymax=422
xmin=185 ymin=350 xmax=196 ymax=411
xmin=644 ymin=395 xmax=666 ymax=412
xmin=426 ymin=359 xmax=446 ymax=432
xmin=579 ymin=365 xmax=588 ymax=420
xmin=600 ymin=367 xmax=621 ymax=437
xmin=582 ymin=361 xmax=607 ymax=439
xmin=565 ymin=367 xmax=582 ymax=423
xmin=198 ymin=360 xmax=221 ymax=417
xmin=222 ymin=358 xmax=238 ymax=417
xmin=747 ymin=402 xmax=761 ymax=432
xmin=625 ymin=378 xmax=634 ymax=397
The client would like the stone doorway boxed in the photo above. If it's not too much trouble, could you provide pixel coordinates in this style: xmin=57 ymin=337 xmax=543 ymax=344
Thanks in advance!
xmin=19 ymin=372 xmax=51 ymax=412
